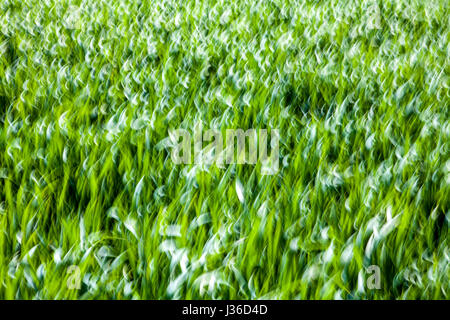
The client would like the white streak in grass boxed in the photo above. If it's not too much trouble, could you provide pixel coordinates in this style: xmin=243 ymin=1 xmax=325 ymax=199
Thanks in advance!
xmin=133 ymin=176 xmax=144 ymax=208
xmin=80 ymin=216 xmax=86 ymax=250
xmin=124 ymin=217 xmax=138 ymax=239
xmin=235 ymin=178 xmax=245 ymax=204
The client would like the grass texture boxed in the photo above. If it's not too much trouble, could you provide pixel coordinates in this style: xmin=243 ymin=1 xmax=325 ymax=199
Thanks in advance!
xmin=0 ymin=0 xmax=448 ymax=299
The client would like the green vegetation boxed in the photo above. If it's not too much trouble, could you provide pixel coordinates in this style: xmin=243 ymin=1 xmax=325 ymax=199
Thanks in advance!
xmin=0 ymin=0 xmax=448 ymax=299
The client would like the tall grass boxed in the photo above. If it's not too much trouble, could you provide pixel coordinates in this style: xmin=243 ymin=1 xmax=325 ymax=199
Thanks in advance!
xmin=0 ymin=0 xmax=448 ymax=299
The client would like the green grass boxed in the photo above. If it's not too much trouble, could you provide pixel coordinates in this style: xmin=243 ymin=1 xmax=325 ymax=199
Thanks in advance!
xmin=0 ymin=0 xmax=448 ymax=299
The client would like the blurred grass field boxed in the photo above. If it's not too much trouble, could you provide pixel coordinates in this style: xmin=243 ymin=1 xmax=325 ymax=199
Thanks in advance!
xmin=0 ymin=0 xmax=448 ymax=299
